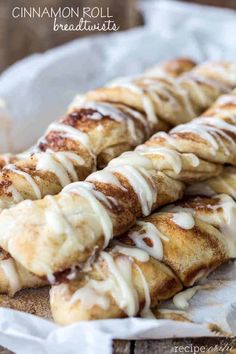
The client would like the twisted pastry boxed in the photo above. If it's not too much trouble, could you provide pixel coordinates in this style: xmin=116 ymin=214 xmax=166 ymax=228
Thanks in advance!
xmin=50 ymin=192 xmax=233 ymax=324
xmin=0 ymin=58 xmax=199 ymax=211
xmin=85 ymin=61 xmax=235 ymax=125
xmin=0 ymin=59 xmax=194 ymax=171
xmin=186 ymin=166 xmax=236 ymax=199
xmin=0 ymin=58 xmax=198 ymax=295
xmin=1 ymin=76 xmax=236 ymax=281
xmin=0 ymin=60 xmax=234 ymax=211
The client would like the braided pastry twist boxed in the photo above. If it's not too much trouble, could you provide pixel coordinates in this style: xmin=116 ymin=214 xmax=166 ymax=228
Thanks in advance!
xmin=2 ymin=58 xmax=194 ymax=172
xmin=1 ymin=72 xmax=236 ymax=281
xmin=0 ymin=60 xmax=233 ymax=210
xmin=50 ymin=192 xmax=234 ymax=324
xmin=0 ymin=58 xmax=198 ymax=295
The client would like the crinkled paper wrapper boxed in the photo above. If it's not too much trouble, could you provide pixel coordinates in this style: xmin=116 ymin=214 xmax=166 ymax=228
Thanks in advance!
xmin=0 ymin=1 xmax=236 ymax=353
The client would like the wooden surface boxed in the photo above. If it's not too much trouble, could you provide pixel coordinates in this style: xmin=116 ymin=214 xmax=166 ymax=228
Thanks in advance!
xmin=113 ymin=337 xmax=236 ymax=353
xmin=1 ymin=337 xmax=236 ymax=354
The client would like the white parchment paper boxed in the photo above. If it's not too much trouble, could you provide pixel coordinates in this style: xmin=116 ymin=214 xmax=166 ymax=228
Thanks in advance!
xmin=0 ymin=262 xmax=235 ymax=354
xmin=0 ymin=1 xmax=236 ymax=353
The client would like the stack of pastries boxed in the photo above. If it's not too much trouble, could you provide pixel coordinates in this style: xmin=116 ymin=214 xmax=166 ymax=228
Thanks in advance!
xmin=0 ymin=58 xmax=236 ymax=327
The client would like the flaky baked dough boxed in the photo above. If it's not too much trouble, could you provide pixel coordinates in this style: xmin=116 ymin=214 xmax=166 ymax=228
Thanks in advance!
xmin=0 ymin=58 xmax=197 ymax=210
xmin=0 ymin=59 xmax=233 ymax=210
xmin=1 ymin=81 xmax=236 ymax=280
xmin=0 ymin=58 xmax=199 ymax=295
xmin=50 ymin=194 xmax=231 ymax=324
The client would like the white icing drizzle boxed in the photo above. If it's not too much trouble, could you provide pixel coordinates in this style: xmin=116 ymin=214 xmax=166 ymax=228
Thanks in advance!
xmin=87 ymin=169 xmax=126 ymax=191
xmin=108 ymin=151 xmax=153 ymax=170
xmin=195 ymin=62 xmax=236 ymax=85
xmin=135 ymin=264 xmax=155 ymax=318
xmin=69 ymin=248 xmax=154 ymax=317
xmin=172 ymin=212 xmax=195 ymax=230
xmin=0 ymin=258 xmax=21 ymax=296
xmin=172 ymin=122 xmax=220 ymax=150
xmin=210 ymin=194 xmax=236 ymax=257
xmin=217 ymin=94 xmax=236 ymax=106
xmin=80 ymin=101 xmax=127 ymax=121
xmin=100 ymin=252 xmax=139 ymax=316
xmin=5 ymin=164 xmax=41 ymax=199
xmin=62 ymin=182 xmax=113 ymax=248
xmin=109 ymin=165 xmax=156 ymax=216
xmin=214 ymin=194 xmax=236 ymax=225
xmin=70 ymin=97 xmax=148 ymax=142
xmin=45 ymin=195 xmax=85 ymax=251
xmin=172 ymin=117 xmax=236 ymax=157
xmin=127 ymin=118 xmax=140 ymax=144
xmin=74 ymin=100 xmax=145 ymax=144
xmin=69 ymin=247 xmax=153 ymax=317
xmin=37 ymin=152 xmax=71 ymax=187
xmin=185 ymin=75 xmax=213 ymax=106
xmin=145 ymin=76 xmax=196 ymax=118
xmin=109 ymin=73 xmax=208 ymax=125
xmin=112 ymin=243 xmax=150 ymax=262
xmin=173 ymin=286 xmax=201 ymax=309
xmin=187 ymin=153 xmax=200 ymax=167
xmin=202 ymin=117 xmax=236 ymax=134
xmin=47 ymin=273 xmax=56 ymax=284
xmin=106 ymin=151 xmax=156 ymax=216
xmin=37 ymin=150 xmax=84 ymax=187
xmin=142 ymin=94 xmax=158 ymax=125
xmin=70 ymin=278 xmax=111 ymax=309
xmin=88 ymin=152 xmax=157 ymax=216
xmin=108 ymin=78 xmax=159 ymax=125
xmin=153 ymin=131 xmax=177 ymax=147
xmin=53 ymin=151 xmax=84 ymax=182
xmin=70 ymin=251 xmax=141 ymax=316
xmin=120 ymin=105 xmax=147 ymax=127
xmin=46 ymin=122 xmax=92 ymax=153
xmin=136 ymin=145 xmax=183 ymax=174
xmin=4 ymin=150 xmax=85 ymax=203
xmin=129 ymin=221 xmax=168 ymax=260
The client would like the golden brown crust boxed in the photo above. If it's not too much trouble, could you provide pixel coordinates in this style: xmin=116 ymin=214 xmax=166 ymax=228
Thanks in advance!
xmin=2 ymin=81 xmax=236 ymax=279
xmin=0 ymin=58 xmax=198 ymax=211
xmin=145 ymin=58 xmax=197 ymax=78
xmin=50 ymin=197 xmax=230 ymax=324
xmin=50 ymin=255 xmax=182 ymax=324
xmin=1 ymin=60 xmax=236 ymax=296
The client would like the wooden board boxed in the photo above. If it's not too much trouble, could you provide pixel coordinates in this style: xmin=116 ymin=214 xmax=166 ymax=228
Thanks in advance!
xmin=1 ymin=337 xmax=236 ymax=354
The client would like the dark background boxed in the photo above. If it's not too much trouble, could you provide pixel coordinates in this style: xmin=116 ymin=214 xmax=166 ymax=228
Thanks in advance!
xmin=0 ymin=0 xmax=235 ymax=73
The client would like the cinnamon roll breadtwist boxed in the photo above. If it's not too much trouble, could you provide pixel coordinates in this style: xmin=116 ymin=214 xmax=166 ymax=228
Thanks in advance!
xmin=0 ymin=58 xmax=198 ymax=210
xmin=0 ymin=58 xmax=197 ymax=295
xmin=0 ymin=60 xmax=235 ymax=211
xmin=0 ymin=60 xmax=195 ymax=172
xmin=1 ymin=80 xmax=236 ymax=281
xmin=50 ymin=192 xmax=234 ymax=324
